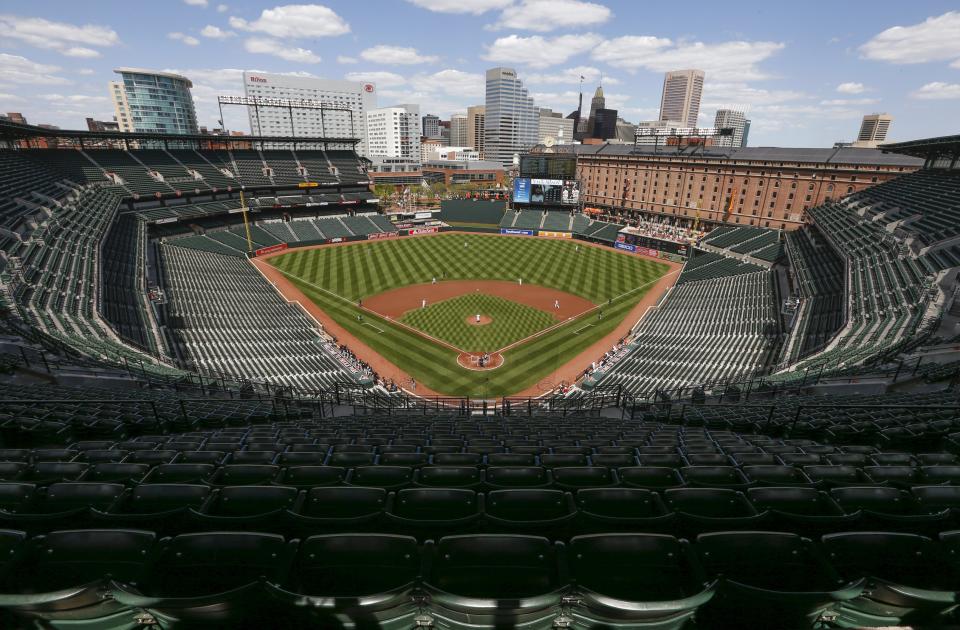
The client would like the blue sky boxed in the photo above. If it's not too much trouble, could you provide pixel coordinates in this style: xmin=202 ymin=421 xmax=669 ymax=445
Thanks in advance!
xmin=1 ymin=1 xmax=958 ymax=146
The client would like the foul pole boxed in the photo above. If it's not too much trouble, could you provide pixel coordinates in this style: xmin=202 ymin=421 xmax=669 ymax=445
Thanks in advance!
xmin=240 ymin=190 xmax=253 ymax=253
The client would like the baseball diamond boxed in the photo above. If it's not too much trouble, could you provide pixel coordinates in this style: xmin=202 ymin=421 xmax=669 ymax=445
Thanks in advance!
xmin=401 ymin=293 xmax=556 ymax=352
xmin=263 ymin=233 xmax=670 ymax=397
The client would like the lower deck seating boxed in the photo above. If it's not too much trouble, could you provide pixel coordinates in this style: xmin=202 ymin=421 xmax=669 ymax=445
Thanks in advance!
xmin=159 ymin=243 xmax=362 ymax=391
xmin=598 ymin=271 xmax=782 ymax=396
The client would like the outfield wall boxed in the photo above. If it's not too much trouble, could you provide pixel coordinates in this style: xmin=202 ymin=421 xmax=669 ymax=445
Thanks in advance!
xmin=440 ymin=199 xmax=507 ymax=225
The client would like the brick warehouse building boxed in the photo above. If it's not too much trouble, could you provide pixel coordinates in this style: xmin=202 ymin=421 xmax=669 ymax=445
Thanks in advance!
xmin=560 ymin=143 xmax=924 ymax=230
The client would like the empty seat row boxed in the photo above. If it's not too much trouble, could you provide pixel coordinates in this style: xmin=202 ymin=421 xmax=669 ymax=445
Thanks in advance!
xmin=9 ymin=483 xmax=960 ymax=540
xmin=0 ymin=528 xmax=958 ymax=628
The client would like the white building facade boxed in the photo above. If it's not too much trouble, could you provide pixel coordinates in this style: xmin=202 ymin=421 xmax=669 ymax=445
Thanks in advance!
xmin=242 ymin=72 xmax=376 ymax=155
xmin=484 ymin=67 xmax=538 ymax=167
xmin=366 ymin=106 xmax=421 ymax=161
xmin=713 ymin=109 xmax=748 ymax=148
xmin=537 ymin=107 xmax=574 ymax=145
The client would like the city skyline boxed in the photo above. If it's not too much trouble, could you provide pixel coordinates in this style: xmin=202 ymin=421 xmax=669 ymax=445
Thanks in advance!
xmin=0 ymin=1 xmax=958 ymax=146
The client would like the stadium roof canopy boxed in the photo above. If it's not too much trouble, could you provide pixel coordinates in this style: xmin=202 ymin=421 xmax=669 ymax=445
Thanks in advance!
xmin=0 ymin=119 xmax=360 ymax=150
xmin=880 ymin=134 xmax=960 ymax=161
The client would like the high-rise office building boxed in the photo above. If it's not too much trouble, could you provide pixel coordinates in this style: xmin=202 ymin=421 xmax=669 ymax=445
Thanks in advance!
xmin=537 ymin=108 xmax=574 ymax=144
xmin=853 ymin=113 xmax=893 ymax=148
xmin=450 ymin=113 xmax=468 ymax=147
xmin=110 ymin=68 xmax=198 ymax=134
xmin=466 ymin=105 xmax=485 ymax=155
xmin=658 ymin=69 xmax=705 ymax=127
xmin=242 ymin=72 xmax=376 ymax=155
xmin=713 ymin=109 xmax=748 ymax=148
xmin=366 ymin=105 xmax=421 ymax=161
xmin=422 ymin=114 xmax=440 ymax=138
xmin=586 ymin=85 xmax=605 ymax=137
xmin=742 ymin=119 xmax=751 ymax=147
xmin=484 ymin=67 xmax=538 ymax=167
xmin=592 ymin=108 xmax=618 ymax=141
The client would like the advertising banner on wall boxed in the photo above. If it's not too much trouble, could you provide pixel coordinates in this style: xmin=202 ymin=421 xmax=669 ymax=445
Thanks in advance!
xmin=615 ymin=242 xmax=637 ymax=253
xmin=538 ymin=231 xmax=573 ymax=239
xmin=367 ymin=231 xmax=399 ymax=240
xmin=255 ymin=243 xmax=288 ymax=256
xmin=407 ymin=226 xmax=439 ymax=235
xmin=501 ymin=228 xmax=535 ymax=236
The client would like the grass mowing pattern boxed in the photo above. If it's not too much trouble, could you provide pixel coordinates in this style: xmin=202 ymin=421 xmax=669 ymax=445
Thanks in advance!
xmin=271 ymin=233 xmax=661 ymax=303
xmin=269 ymin=233 xmax=670 ymax=397
xmin=401 ymin=293 xmax=555 ymax=351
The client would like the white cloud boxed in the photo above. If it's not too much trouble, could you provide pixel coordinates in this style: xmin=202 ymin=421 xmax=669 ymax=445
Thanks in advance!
xmin=183 ymin=0 xmax=208 ymax=6
xmin=819 ymin=97 xmax=879 ymax=106
xmin=229 ymin=4 xmax=349 ymax=38
xmin=359 ymin=45 xmax=439 ymax=65
xmin=590 ymin=35 xmax=671 ymax=66
xmin=244 ymin=37 xmax=320 ymax=62
xmin=0 ymin=53 xmax=69 ymax=85
xmin=78 ymin=68 xmax=95 ymax=75
xmin=493 ymin=0 xmax=611 ymax=32
xmin=63 ymin=47 xmax=101 ymax=58
xmin=337 ymin=55 xmax=358 ymax=64
xmin=345 ymin=71 xmax=408 ymax=87
xmin=860 ymin=11 xmax=960 ymax=66
xmin=201 ymin=25 xmax=235 ymax=38
xmin=0 ymin=93 xmax=24 ymax=102
xmin=0 ymin=14 xmax=119 ymax=56
xmin=594 ymin=38 xmax=784 ymax=82
xmin=703 ymin=82 xmax=805 ymax=107
xmin=373 ymin=68 xmax=484 ymax=117
xmin=911 ymin=81 xmax=960 ymax=100
xmin=412 ymin=68 xmax=484 ymax=98
xmin=484 ymin=33 xmax=602 ymax=68
xmin=406 ymin=0 xmax=512 ymax=14
xmin=836 ymin=82 xmax=866 ymax=94
xmin=169 ymin=32 xmax=200 ymax=46
xmin=41 ymin=93 xmax=109 ymax=105
xmin=217 ymin=3 xmax=229 ymax=12
xmin=524 ymin=65 xmax=617 ymax=85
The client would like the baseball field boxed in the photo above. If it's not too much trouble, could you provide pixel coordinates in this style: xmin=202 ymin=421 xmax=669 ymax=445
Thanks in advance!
xmin=262 ymin=233 xmax=671 ymax=397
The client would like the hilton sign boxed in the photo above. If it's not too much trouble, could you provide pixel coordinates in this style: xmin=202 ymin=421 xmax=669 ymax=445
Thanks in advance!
xmin=248 ymin=76 xmax=267 ymax=83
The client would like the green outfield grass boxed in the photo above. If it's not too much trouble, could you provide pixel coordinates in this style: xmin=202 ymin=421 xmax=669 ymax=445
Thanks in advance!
xmin=267 ymin=233 xmax=670 ymax=397
xmin=401 ymin=293 xmax=556 ymax=351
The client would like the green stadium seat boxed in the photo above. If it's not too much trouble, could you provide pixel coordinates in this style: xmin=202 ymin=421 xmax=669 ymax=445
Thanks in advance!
xmin=569 ymin=534 xmax=715 ymax=628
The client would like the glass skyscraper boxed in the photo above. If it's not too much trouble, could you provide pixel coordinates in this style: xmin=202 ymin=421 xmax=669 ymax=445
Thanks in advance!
xmin=110 ymin=68 xmax=199 ymax=135
xmin=484 ymin=67 xmax=538 ymax=167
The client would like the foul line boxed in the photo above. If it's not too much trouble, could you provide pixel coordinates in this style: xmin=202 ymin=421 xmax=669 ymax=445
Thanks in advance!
xmin=362 ymin=322 xmax=385 ymax=333
xmin=267 ymin=264 xmax=466 ymax=354
xmin=493 ymin=267 xmax=682 ymax=354
xmin=572 ymin=324 xmax=594 ymax=335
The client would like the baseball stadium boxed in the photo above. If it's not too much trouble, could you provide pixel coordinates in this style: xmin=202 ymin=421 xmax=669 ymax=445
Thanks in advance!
xmin=0 ymin=118 xmax=958 ymax=630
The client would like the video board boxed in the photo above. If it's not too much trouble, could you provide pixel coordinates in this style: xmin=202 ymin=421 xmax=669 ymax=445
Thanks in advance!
xmin=512 ymin=178 xmax=580 ymax=205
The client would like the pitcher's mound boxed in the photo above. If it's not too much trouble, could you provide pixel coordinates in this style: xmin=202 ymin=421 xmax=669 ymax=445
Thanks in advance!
xmin=465 ymin=315 xmax=492 ymax=326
